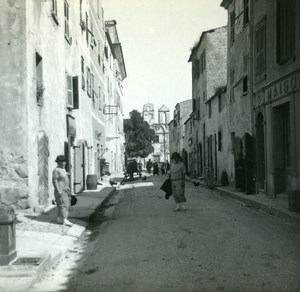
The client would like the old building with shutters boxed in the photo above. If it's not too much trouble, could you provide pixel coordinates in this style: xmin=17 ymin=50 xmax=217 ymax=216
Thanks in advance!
xmin=169 ymin=99 xmax=193 ymax=170
xmin=221 ymin=0 xmax=255 ymax=193
xmin=103 ymin=20 xmax=126 ymax=175
xmin=0 ymin=0 xmax=126 ymax=211
xmin=188 ymin=26 xmax=228 ymax=184
xmin=220 ymin=0 xmax=300 ymax=198
xmin=251 ymin=0 xmax=300 ymax=197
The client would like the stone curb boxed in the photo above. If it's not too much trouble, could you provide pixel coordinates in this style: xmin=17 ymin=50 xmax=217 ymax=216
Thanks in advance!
xmin=216 ymin=187 xmax=300 ymax=225
xmin=89 ymin=187 xmax=118 ymax=222
xmin=185 ymin=177 xmax=300 ymax=225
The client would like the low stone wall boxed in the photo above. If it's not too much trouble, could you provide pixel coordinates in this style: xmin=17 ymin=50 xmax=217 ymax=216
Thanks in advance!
xmin=0 ymin=150 xmax=29 ymax=209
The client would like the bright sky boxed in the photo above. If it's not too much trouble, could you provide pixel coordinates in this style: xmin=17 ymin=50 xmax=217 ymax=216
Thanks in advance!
xmin=103 ymin=0 xmax=227 ymax=119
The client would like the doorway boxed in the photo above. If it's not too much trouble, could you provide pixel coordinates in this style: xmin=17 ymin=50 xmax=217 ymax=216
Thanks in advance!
xmin=255 ymin=112 xmax=265 ymax=190
xmin=273 ymin=103 xmax=290 ymax=194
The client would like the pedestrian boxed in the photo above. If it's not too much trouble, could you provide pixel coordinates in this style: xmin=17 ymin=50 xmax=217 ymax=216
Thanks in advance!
xmin=161 ymin=162 xmax=165 ymax=175
xmin=138 ymin=160 xmax=143 ymax=178
xmin=153 ymin=162 xmax=159 ymax=175
xmin=146 ymin=159 xmax=153 ymax=174
xmin=169 ymin=152 xmax=187 ymax=211
xmin=52 ymin=155 xmax=73 ymax=226
xmin=166 ymin=160 xmax=170 ymax=174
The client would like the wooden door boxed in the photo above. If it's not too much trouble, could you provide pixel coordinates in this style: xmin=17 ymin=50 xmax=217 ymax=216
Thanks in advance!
xmin=38 ymin=131 xmax=49 ymax=206
xmin=74 ymin=143 xmax=84 ymax=193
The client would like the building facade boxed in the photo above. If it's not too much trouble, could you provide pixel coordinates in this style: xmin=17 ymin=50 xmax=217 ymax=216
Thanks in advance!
xmin=251 ymin=0 xmax=300 ymax=197
xmin=169 ymin=100 xmax=192 ymax=169
xmin=188 ymin=27 xmax=228 ymax=183
xmin=221 ymin=0 xmax=256 ymax=194
xmin=0 ymin=0 xmax=126 ymax=210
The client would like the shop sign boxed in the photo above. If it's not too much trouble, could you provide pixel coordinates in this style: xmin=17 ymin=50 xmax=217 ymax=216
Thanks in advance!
xmin=254 ymin=71 xmax=300 ymax=108
xmin=95 ymin=130 xmax=102 ymax=141
xmin=266 ymin=73 xmax=299 ymax=101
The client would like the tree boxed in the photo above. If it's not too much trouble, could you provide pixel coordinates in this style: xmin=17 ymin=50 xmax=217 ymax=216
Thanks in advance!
xmin=124 ymin=110 xmax=156 ymax=158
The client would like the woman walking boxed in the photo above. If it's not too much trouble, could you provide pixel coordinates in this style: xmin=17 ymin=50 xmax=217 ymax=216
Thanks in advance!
xmin=169 ymin=152 xmax=187 ymax=211
xmin=52 ymin=155 xmax=73 ymax=226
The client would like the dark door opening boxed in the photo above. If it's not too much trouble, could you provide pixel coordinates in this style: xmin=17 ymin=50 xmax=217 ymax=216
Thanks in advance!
xmin=273 ymin=103 xmax=290 ymax=194
xmin=255 ymin=112 xmax=265 ymax=190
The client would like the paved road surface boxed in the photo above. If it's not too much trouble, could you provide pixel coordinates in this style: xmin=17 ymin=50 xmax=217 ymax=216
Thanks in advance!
xmin=33 ymin=174 xmax=300 ymax=292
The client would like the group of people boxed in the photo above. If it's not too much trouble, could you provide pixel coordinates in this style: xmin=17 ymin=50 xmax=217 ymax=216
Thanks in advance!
xmin=146 ymin=159 xmax=170 ymax=176
xmin=51 ymin=151 xmax=187 ymax=227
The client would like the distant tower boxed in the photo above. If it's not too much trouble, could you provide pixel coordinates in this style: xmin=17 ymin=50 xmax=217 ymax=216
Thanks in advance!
xmin=142 ymin=103 xmax=155 ymax=125
xmin=158 ymin=105 xmax=170 ymax=125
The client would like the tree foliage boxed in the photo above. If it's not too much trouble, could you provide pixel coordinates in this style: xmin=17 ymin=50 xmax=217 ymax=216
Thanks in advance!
xmin=124 ymin=110 xmax=156 ymax=158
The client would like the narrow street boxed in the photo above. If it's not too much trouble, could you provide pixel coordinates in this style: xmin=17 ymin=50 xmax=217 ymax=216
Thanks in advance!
xmin=33 ymin=174 xmax=300 ymax=292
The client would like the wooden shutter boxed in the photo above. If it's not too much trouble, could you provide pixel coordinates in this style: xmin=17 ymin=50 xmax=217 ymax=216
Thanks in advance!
xmin=74 ymin=143 xmax=84 ymax=193
xmin=87 ymin=67 xmax=90 ymax=96
xmin=255 ymin=17 xmax=266 ymax=78
xmin=277 ymin=0 xmax=295 ymax=64
xmin=66 ymin=74 xmax=73 ymax=108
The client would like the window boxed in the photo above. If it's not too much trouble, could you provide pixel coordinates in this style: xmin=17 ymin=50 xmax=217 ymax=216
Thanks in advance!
xmin=230 ymin=8 xmax=235 ymax=43
xmin=80 ymin=0 xmax=82 ymax=22
xmin=255 ymin=17 xmax=266 ymax=79
xmin=218 ymin=94 xmax=222 ymax=113
xmin=154 ymin=135 xmax=159 ymax=143
xmin=98 ymin=40 xmax=101 ymax=65
xmin=231 ymin=132 xmax=235 ymax=154
xmin=64 ymin=0 xmax=70 ymax=40
xmin=208 ymin=101 xmax=212 ymax=119
xmin=35 ymin=53 xmax=43 ymax=106
xmin=102 ymin=8 xmax=105 ymax=29
xmin=98 ymin=86 xmax=102 ymax=110
xmin=193 ymin=98 xmax=196 ymax=112
xmin=87 ymin=67 xmax=91 ymax=96
xmin=277 ymin=0 xmax=295 ymax=64
xmin=218 ymin=131 xmax=222 ymax=151
xmin=66 ymin=73 xmax=73 ymax=108
xmin=243 ymin=55 xmax=248 ymax=94
xmin=73 ymin=76 xmax=79 ymax=109
xmin=52 ymin=0 xmax=58 ymax=24
xmin=243 ymin=76 xmax=248 ymax=94
xmin=90 ymin=20 xmax=94 ymax=38
xmin=243 ymin=0 xmax=249 ymax=26
xmin=86 ymin=12 xmax=89 ymax=44
xmin=203 ymin=91 xmax=206 ymax=102
xmin=243 ymin=55 xmax=249 ymax=74
xmin=81 ymin=57 xmax=85 ymax=90
xmin=230 ymin=70 xmax=235 ymax=102
xmin=91 ymin=73 xmax=94 ymax=102
xmin=193 ymin=60 xmax=200 ymax=79
xmin=97 ymin=0 xmax=100 ymax=19
xmin=200 ymin=51 xmax=206 ymax=73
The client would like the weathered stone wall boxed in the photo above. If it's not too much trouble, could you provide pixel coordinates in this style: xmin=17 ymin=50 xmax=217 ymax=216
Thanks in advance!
xmin=206 ymin=27 xmax=227 ymax=100
xmin=0 ymin=1 xmax=30 ymax=209
xmin=0 ymin=150 xmax=29 ymax=209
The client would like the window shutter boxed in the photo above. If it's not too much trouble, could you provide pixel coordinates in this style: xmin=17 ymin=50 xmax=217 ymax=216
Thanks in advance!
xmin=66 ymin=74 xmax=73 ymax=108
xmin=255 ymin=17 xmax=266 ymax=78
xmin=87 ymin=67 xmax=90 ymax=96
xmin=277 ymin=0 xmax=295 ymax=64
xmin=72 ymin=76 xmax=79 ymax=109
